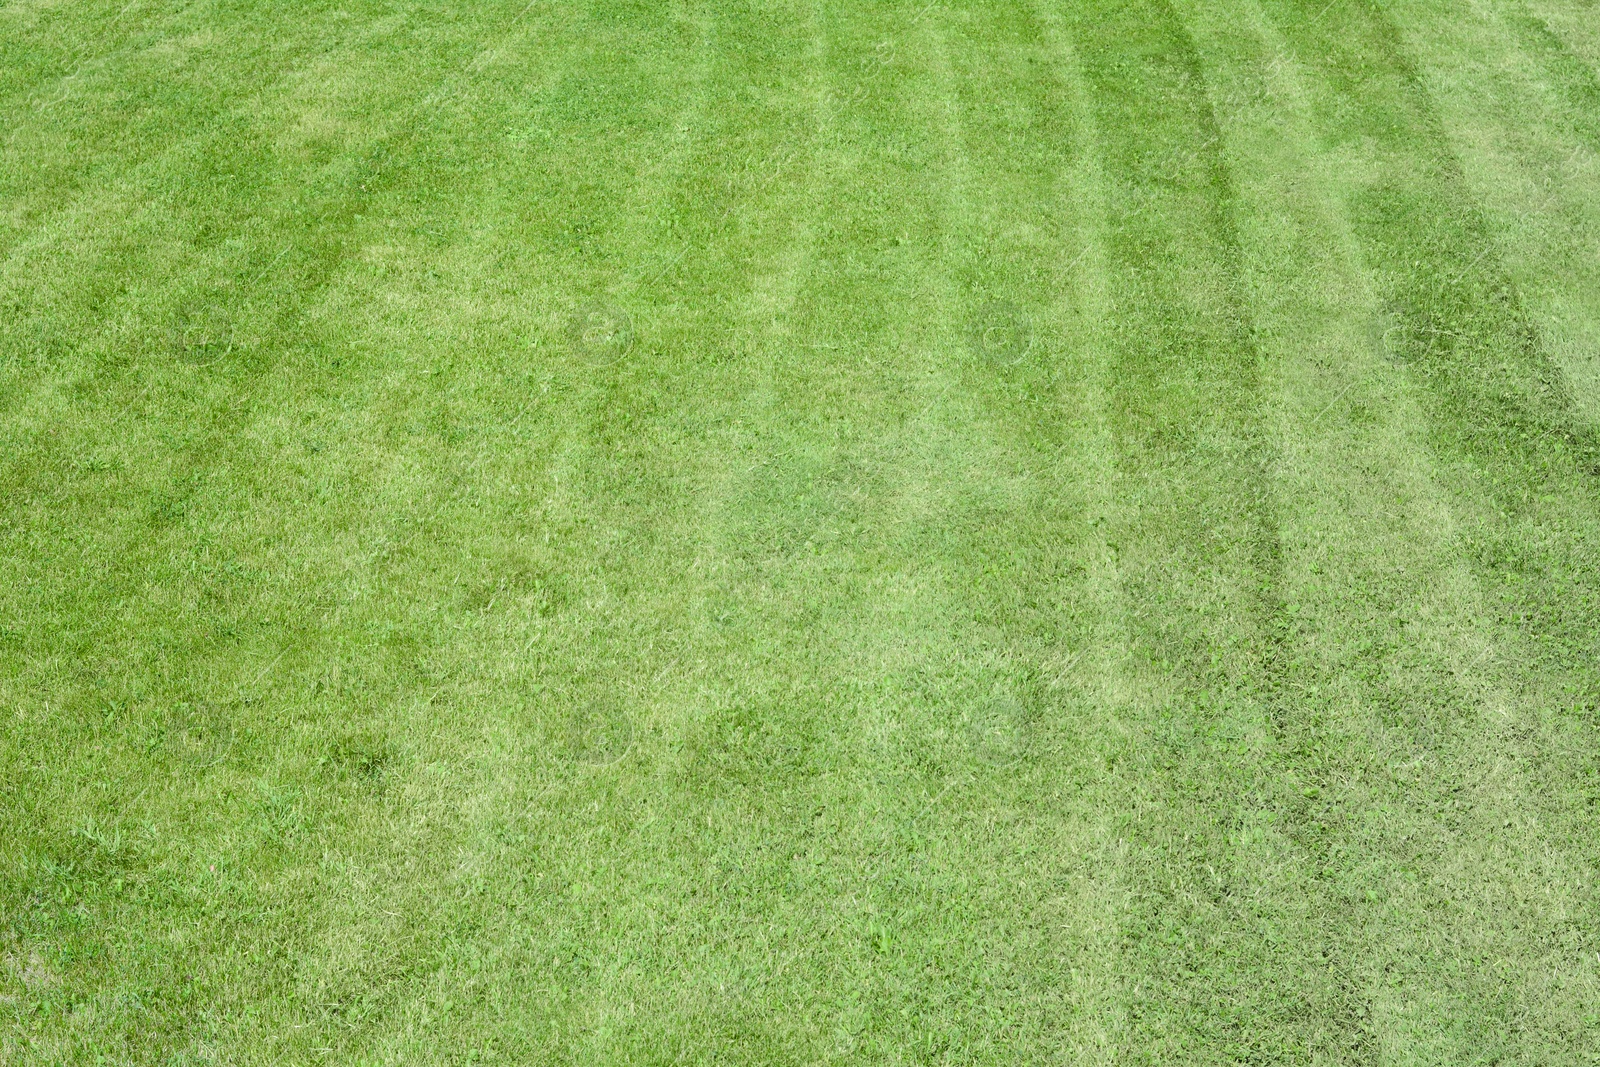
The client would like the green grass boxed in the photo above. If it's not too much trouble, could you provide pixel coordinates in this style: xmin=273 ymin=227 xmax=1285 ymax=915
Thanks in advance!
xmin=4 ymin=0 xmax=1600 ymax=1061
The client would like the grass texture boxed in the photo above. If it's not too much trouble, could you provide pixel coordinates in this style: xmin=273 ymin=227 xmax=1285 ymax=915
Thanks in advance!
xmin=5 ymin=0 xmax=1600 ymax=1061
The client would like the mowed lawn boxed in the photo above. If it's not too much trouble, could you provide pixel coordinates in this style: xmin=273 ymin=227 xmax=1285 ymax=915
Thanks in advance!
xmin=5 ymin=0 xmax=1600 ymax=1061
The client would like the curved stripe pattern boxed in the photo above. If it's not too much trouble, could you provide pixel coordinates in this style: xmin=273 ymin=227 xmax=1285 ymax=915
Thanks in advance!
xmin=2 ymin=0 xmax=1598 ymax=1060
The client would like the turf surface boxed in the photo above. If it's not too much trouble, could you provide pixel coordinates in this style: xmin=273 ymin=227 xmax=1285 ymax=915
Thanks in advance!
xmin=4 ymin=0 xmax=1600 ymax=1061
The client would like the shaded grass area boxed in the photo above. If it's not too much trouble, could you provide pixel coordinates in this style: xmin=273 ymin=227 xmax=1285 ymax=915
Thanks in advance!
xmin=4 ymin=0 xmax=1600 ymax=1061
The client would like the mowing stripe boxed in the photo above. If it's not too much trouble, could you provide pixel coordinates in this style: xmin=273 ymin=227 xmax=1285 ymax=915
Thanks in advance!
xmin=1055 ymin=0 xmax=1379 ymax=1058
xmin=6 ymin=0 xmax=1600 ymax=1059
xmin=1249 ymin=0 xmax=1600 ymax=1055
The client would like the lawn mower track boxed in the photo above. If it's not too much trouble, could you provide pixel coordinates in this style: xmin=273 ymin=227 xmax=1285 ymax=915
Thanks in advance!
xmin=3 ymin=0 xmax=1599 ymax=1061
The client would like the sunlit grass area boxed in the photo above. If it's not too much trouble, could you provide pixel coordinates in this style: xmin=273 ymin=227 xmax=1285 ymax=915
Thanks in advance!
xmin=5 ymin=0 xmax=1600 ymax=1061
